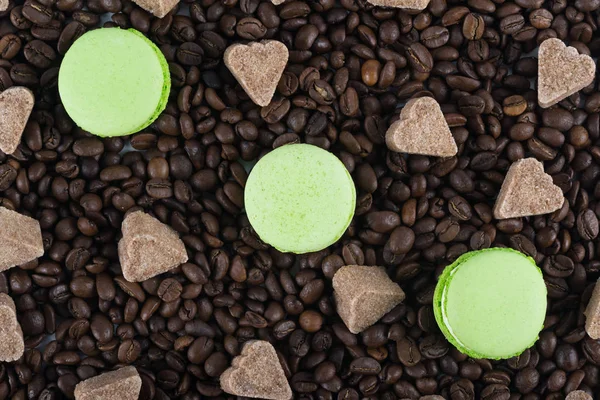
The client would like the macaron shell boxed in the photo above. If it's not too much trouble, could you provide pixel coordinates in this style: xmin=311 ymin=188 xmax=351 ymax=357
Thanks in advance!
xmin=58 ymin=28 xmax=170 ymax=137
xmin=244 ymin=144 xmax=356 ymax=254
xmin=433 ymin=248 xmax=547 ymax=359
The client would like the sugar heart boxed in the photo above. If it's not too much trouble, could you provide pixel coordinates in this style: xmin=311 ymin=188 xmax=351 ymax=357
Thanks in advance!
xmin=566 ymin=391 xmax=593 ymax=400
xmin=130 ymin=0 xmax=178 ymax=18
xmin=224 ymin=41 xmax=289 ymax=107
xmin=0 ymin=293 xmax=24 ymax=362
xmin=0 ymin=87 xmax=34 ymax=155
xmin=74 ymin=366 xmax=142 ymax=400
xmin=585 ymin=279 xmax=600 ymax=339
xmin=220 ymin=340 xmax=292 ymax=400
xmin=118 ymin=211 xmax=188 ymax=282
xmin=385 ymin=96 xmax=457 ymax=157
xmin=538 ymin=38 xmax=596 ymax=108
xmin=493 ymin=158 xmax=564 ymax=219
xmin=333 ymin=265 xmax=405 ymax=334
xmin=366 ymin=0 xmax=430 ymax=10
xmin=0 ymin=207 xmax=44 ymax=272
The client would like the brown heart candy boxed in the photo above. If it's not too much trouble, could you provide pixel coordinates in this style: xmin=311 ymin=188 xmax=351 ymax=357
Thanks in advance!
xmin=220 ymin=340 xmax=292 ymax=400
xmin=385 ymin=96 xmax=457 ymax=157
xmin=333 ymin=265 xmax=405 ymax=334
xmin=118 ymin=211 xmax=188 ymax=282
xmin=0 ymin=207 xmax=44 ymax=272
xmin=74 ymin=366 xmax=142 ymax=400
xmin=0 ymin=86 xmax=35 ymax=155
xmin=224 ymin=41 xmax=289 ymax=107
xmin=366 ymin=0 xmax=429 ymax=10
xmin=493 ymin=158 xmax=564 ymax=219
xmin=566 ymin=391 xmax=593 ymax=400
xmin=538 ymin=38 xmax=596 ymax=108
xmin=130 ymin=0 xmax=178 ymax=18
xmin=0 ymin=293 xmax=24 ymax=362
xmin=585 ymin=278 xmax=600 ymax=339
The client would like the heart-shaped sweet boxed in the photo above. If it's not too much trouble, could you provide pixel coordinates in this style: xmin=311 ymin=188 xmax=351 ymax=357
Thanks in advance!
xmin=0 ymin=293 xmax=24 ymax=362
xmin=224 ymin=41 xmax=289 ymax=107
xmin=366 ymin=0 xmax=429 ymax=10
xmin=385 ymin=96 xmax=457 ymax=157
xmin=494 ymin=158 xmax=564 ymax=219
xmin=0 ymin=86 xmax=35 ymax=155
xmin=119 ymin=211 xmax=188 ymax=282
xmin=220 ymin=340 xmax=292 ymax=400
xmin=538 ymin=38 xmax=595 ymax=108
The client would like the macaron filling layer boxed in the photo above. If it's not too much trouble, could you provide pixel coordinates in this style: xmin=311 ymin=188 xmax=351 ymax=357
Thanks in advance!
xmin=244 ymin=144 xmax=356 ymax=254
xmin=58 ymin=28 xmax=170 ymax=137
xmin=434 ymin=248 xmax=547 ymax=359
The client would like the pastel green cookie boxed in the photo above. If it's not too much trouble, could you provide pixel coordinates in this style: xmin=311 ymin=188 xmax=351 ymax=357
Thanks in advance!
xmin=244 ymin=144 xmax=356 ymax=254
xmin=58 ymin=28 xmax=170 ymax=137
xmin=433 ymin=248 xmax=547 ymax=359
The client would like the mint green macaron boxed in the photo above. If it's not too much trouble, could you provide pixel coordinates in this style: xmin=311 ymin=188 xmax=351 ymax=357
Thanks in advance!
xmin=58 ymin=28 xmax=170 ymax=137
xmin=244 ymin=144 xmax=356 ymax=254
xmin=433 ymin=248 xmax=547 ymax=359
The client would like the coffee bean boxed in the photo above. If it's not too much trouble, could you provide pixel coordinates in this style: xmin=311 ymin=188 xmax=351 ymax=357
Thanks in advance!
xmin=463 ymin=13 xmax=485 ymax=40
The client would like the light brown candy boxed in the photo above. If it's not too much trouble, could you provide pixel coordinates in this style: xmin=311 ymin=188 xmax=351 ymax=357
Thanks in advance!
xmin=0 ymin=207 xmax=44 ymax=272
xmin=224 ymin=41 xmax=289 ymax=107
xmin=0 ymin=87 xmax=35 ymax=154
xmin=0 ymin=0 xmax=9 ymax=12
xmin=566 ymin=391 xmax=593 ymax=400
xmin=366 ymin=0 xmax=429 ymax=9
xmin=385 ymin=97 xmax=457 ymax=157
xmin=220 ymin=340 xmax=292 ymax=400
xmin=493 ymin=158 xmax=564 ymax=219
xmin=0 ymin=293 xmax=24 ymax=362
xmin=118 ymin=211 xmax=188 ymax=282
xmin=74 ymin=366 xmax=141 ymax=400
xmin=130 ymin=0 xmax=178 ymax=17
xmin=585 ymin=279 xmax=600 ymax=339
xmin=538 ymin=38 xmax=596 ymax=108
xmin=333 ymin=265 xmax=405 ymax=334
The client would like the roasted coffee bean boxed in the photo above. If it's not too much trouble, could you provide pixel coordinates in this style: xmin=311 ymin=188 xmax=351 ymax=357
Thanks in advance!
xmin=463 ymin=13 xmax=485 ymax=40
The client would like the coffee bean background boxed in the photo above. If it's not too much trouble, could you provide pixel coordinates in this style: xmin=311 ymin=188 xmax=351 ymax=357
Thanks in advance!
xmin=1 ymin=0 xmax=600 ymax=398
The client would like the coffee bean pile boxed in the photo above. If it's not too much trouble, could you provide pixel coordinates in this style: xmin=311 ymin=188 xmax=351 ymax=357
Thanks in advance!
xmin=1 ymin=0 xmax=600 ymax=398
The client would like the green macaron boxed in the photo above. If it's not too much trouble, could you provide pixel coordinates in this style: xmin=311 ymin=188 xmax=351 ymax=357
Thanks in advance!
xmin=244 ymin=144 xmax=356 ymax=254
xmin=58 ymin=28 xmax=170 ymax=137
xmin=433 ymin=248 xmax=547 ymax=360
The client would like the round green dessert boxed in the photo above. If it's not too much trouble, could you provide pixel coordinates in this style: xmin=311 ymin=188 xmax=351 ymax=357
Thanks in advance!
xmin=58 ymin=28 xmax=170 ymax=137
xmin=433 ymin=248 xmax=547 ymax=359
xmin=245 ymin=144 xmax=356 ymax=254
